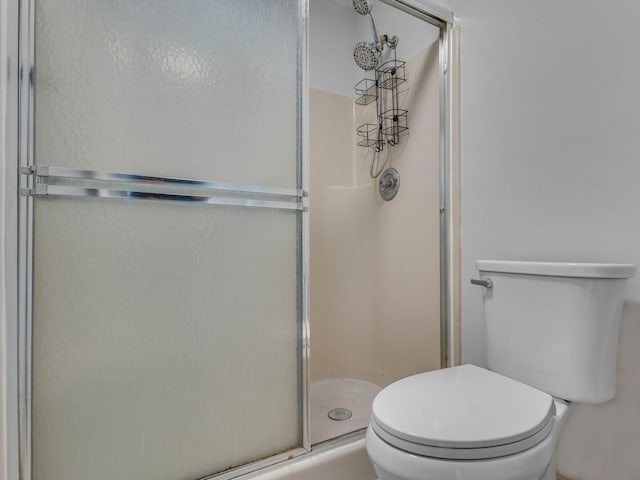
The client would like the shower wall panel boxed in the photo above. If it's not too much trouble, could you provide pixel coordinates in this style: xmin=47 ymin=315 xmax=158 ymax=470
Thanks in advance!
xmin=369 ymin=44 xmax=441 ymax=383
xmin=30 ymin=1 xmax=303 ymax=479
xmin=310 ymin=40 xmax=441 ymax=387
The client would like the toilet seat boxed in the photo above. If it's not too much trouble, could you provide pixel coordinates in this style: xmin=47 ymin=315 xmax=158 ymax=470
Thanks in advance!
xmin=371 ymin=364 xmax=556 ymax=460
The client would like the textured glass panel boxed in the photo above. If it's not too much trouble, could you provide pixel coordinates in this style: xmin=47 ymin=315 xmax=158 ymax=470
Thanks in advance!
xmin=35 ymin=0 xmax=299 ymax=188
xmin=32 ymin=200 xmax=299 ymax=480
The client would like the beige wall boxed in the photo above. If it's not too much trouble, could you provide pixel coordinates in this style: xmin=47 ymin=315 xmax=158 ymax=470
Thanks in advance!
xmin=309 ymin=90 xmax=378 ymax=382
xmin=310 ymin=41 xmax=441 ymax=387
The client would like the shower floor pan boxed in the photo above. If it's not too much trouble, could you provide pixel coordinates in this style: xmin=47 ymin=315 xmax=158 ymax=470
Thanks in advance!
xmin=310 ymin=378 xmax=382 ymax=445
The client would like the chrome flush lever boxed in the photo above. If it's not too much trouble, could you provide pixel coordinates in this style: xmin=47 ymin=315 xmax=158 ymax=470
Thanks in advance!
xmin=470 ymin=278 xmax=493 ymax=288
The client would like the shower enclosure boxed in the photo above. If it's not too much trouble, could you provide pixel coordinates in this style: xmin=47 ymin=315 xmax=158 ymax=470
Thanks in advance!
xmin=10 ymin=1 xmax=308 ymax=479
xmin=308 ymin=0 xmax=452 ymax=445
xmin=1 ymin=0 xmax=456 ymax=479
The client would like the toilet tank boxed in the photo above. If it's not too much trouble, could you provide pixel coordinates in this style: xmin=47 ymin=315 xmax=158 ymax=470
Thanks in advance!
xmin=476 ymin=260 xmax=635 ymax=404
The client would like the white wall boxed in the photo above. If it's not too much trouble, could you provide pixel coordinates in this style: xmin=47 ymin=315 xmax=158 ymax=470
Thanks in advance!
xmin=455 ymin=0 xmax=640 ymax=478
xmin=309 ymin=0 xmax=363 ymax=96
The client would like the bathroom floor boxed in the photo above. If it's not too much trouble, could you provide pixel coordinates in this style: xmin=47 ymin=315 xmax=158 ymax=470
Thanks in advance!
xmin=310 ymin=378 xmax=382 ymax=445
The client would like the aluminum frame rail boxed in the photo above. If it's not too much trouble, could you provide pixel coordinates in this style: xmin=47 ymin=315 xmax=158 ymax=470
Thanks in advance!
xmin=20 ymin=165 xmax=308 ymax=212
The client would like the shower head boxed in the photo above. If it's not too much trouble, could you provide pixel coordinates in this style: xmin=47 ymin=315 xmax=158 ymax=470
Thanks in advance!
xmin=353 ymin=41 xmax=380 ymax=71
xmin=352 ymin=0 xmax=372 ymax=15
xmin=352 ymin=0 xmax=382 ymax=66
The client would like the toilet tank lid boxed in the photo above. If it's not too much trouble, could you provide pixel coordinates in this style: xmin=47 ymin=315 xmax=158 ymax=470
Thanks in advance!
xmin=476 ymin=260 xmax=636 ymax=278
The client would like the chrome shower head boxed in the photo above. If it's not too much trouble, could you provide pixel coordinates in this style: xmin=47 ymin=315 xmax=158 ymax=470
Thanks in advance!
xmin=352 ymin=0 xmax=382 ymax=65
xmin=352 ymin=0 xmax=372 ymax=15
xmin=353 ymin=41 xmax=380 ymax=71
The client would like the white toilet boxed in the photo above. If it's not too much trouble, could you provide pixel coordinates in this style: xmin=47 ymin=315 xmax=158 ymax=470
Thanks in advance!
xmin=365 ymin=260 xmax=636 ymax=480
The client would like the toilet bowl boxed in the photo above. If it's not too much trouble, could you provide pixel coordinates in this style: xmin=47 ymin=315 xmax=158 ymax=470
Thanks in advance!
xmin=365 ymin=260 xmax=635 ymax=480
xmin=366 ymin=365 xmax=571 ymax=480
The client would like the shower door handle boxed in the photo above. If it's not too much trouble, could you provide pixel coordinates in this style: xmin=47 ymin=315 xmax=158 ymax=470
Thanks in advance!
xmin=470 ymin=278 xmax=493 ymax=288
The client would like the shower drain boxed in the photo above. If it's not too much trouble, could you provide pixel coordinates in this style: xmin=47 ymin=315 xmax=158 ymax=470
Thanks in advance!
xmin=328 ymin=408 xmax=353 ymax=421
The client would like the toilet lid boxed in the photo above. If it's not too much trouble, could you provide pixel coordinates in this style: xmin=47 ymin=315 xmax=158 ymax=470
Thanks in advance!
xmin=371 ymin=365 xmax=555 ymax=456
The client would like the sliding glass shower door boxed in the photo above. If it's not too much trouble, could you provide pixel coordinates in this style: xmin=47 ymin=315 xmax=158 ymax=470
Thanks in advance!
xmin=24 ymin=1 xmax=307 ymax=479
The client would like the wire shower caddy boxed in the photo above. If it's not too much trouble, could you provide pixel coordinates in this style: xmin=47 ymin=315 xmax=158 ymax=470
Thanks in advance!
xmin=355 ymin=53 xmax=408 ymax=152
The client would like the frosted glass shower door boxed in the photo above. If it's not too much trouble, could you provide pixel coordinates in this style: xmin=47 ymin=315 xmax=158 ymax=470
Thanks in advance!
xmin=28 ymin=1 xmax=305 ymax=480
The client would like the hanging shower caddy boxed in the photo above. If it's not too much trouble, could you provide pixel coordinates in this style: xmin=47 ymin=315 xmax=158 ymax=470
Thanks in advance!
xmin=355 ymin=55 xmax=408 ymax=152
